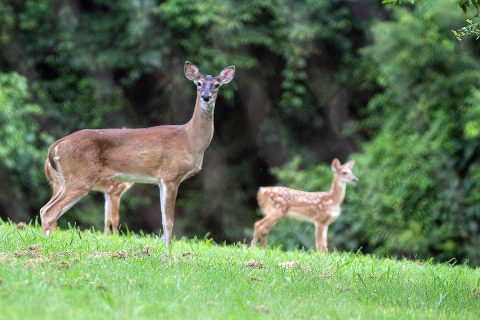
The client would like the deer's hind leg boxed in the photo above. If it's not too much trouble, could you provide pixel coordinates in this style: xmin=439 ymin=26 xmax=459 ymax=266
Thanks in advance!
xmin=40 ymin=143 xmax=99 ymax=235
xmin=104 ymin=183 xmax=132 ymax=235
xmin=252 ymin=205 xmax=287 ymax=249
xmin=41 ymin=186 xmax=91 ymax=235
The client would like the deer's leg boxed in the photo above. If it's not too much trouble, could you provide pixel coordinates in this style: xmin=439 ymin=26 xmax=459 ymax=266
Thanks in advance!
xmin=110 ymin=192 xmax=122 ymax=235
xmin=103 ymin=193 xmax=114 ymax=235
xmin=40 ymin=143 xmax=99 ymax=236
xmin=40 ymin=186 xmax=90 ymax=235
xmin=159 ymin=180 xmax=179 ymax=248
xmin=104 ymin=183 xmax=132 ymax=235
xmin=103 ymin=192 xmax=121 ymax=235
xmin=314 ymin=223 xmax=329 ymax=253
xmin=252 ymin=209 xmax=285 ymax=249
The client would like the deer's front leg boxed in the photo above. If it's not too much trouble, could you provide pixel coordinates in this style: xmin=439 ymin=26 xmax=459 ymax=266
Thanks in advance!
xmin=314 ymin=223 xmax=329 ymax=253
xmin=159 ymin=180 xmax=179 ymax=248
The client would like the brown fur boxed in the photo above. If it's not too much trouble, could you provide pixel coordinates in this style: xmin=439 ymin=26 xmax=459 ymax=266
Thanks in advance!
xmin=252 ymin=159 xmax=358 ymax=252
xmin=39 ymin=62 xmax=235 ymax=246
xmin=45 ymin=158 xmax=132 ymax=234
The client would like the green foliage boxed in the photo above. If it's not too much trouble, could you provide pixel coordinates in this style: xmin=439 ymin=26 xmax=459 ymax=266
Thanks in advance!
xmin=453 ymin=18 xmax=480 ymax=40
xmin=382 ymin=0 xmax=480 ymax=40
xmin=0 ymin=73 xmax=46 ymax=177
xmin=458 ymin=0 xmax=480 ymax=13
xmin=382 ymin=0 xmax=416 ymax=5
xmin=356 ymin=0 xmax=480 ymax=264
xmin=454 ymin=0 xmax=480 ymax=40
xmin=1 ymin=222 xmax=479 ymax=319
xmin=272 ymin=0 xmax=480 ymax=264
xmin=0 ymin=72 xmax=50 ymax=219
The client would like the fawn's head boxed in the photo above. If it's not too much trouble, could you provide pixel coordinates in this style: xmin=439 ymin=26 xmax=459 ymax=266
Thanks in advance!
xmin=331 ymin=158 xmax=358 ymax=185
xmin=184 ymin=61 xmax=235 ymax=114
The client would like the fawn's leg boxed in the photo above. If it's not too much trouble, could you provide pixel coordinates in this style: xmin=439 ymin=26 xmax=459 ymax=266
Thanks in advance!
xmin=314 ymin=223 xmax=329 ymax=253
xmin=252 ymin=210 xmax=284 ymax=249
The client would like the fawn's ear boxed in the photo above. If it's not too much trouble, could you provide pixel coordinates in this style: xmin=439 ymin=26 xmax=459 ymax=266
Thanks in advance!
xmin=345 ymin=160 xmax=355 ymax=169
xmin=331 ymin=158 xmax=341 ymax=172
xmin=218 ymin=66 xmax=235 ymax=84
xmin=184 ymin=61 xmax=200 ymax=81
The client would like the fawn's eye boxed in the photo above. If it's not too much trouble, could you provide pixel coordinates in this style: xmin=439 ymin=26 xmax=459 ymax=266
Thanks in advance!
xmin=342 ymin=172 xmax=348 ymax=175
xmin=195 ymin=82 xmax=201 ymax=87
xmin=214 ymin=83 xmax=220 ymax=88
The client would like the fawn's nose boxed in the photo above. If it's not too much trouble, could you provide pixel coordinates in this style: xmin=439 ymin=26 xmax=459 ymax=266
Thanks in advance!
xmin=202 ymin=95 xmax=211 ymax=102
xmin=352 ymin=177 xmax=359 ymax=184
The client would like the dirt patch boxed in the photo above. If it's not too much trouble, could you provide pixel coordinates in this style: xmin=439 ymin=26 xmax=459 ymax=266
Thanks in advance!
xmin=91 ymin=251 xmax=111 ymax=258
xmin=96 ymin=285 xmax=107 ymax=291
xmin=14 ymin=246 xmax=44 ymax=260
xmin=472 ymin=288 xmax=479 ymax=299
xmin=245 ymin=260 xmax=265 ymax=269
xmin=112 ymin=250 xmax=128 ymax=259
xmin=181 ymin=252 xmax=195 ymax=257
xmin=335 ymin=285 xmax=351 ymax=292
xmin=131 ymin=246 xmax=154 ymax=258
xmin=254 ymin=305 xmax=269 ymax=314
xmin=142 ymin=246 xmax=152 ymax=255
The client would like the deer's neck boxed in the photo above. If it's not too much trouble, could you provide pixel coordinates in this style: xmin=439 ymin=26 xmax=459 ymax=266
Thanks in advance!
xmin=185 ymin=93 xmax=215 ymax=154
xmin=328 ymin=175 xmax=347 ymax=205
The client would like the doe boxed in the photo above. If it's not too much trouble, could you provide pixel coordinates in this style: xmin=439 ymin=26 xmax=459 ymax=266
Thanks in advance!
xmin=40 ymin=61 xmax=235 ymax=246
xmin=252 ymin=158 xmax=358 ymax=252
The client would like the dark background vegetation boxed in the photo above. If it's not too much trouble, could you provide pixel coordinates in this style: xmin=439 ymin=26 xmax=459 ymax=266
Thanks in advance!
xmin=1 ymin=0 xmax=479 ymax=265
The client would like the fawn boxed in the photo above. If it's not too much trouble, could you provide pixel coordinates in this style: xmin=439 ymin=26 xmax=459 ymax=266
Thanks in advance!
xmin=252 ymin=158 xmax=358 ymax=252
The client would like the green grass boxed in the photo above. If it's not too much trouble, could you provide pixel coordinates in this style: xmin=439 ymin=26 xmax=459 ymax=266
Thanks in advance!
xmin=0 ymin=221 xmax=479 ymax=320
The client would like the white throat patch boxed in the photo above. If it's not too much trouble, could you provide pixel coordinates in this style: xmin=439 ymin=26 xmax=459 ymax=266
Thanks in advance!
xmin=200 ymin=101 xmax=215 ymax=115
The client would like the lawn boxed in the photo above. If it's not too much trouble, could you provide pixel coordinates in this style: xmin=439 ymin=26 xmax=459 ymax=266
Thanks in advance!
xmin=0 ymin=221 xmax=479 ymax=320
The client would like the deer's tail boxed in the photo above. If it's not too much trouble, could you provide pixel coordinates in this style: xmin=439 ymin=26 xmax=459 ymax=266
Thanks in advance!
xmin=44 ymin=140 xmax=63 ymax=189
xmin=256 ymin=187 xmax=269 ymax=215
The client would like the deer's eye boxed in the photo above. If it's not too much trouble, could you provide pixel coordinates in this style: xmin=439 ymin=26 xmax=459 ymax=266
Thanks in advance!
xmin=342 ymin=172 xmax=348 ymax=175
xmin=214 ymin=83 xmax=220 ymax=88
xmin=195 ymin=82 xmax=202 ymax=87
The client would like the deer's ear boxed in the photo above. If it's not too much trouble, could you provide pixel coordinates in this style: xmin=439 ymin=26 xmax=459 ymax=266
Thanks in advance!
xmin=331 ymin=158 xmax=341 ymax=172
xmin=184 ymin=61 xmax=200 ymax=81
xmin=345 ymin=160 xmax=355 ymax=169
xmin=218 ymin=66 xmax=235 ymax=84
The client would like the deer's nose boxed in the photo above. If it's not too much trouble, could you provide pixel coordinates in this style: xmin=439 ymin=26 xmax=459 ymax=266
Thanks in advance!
xmin=202 ymin=95 xmax=211 ymax=102
xmin=352 ymin=177 xmax=359 ymax=183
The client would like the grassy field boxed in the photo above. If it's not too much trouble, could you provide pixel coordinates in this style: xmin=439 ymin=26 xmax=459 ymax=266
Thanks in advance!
xmin=0 ymin=221 xmax=479 ymax=320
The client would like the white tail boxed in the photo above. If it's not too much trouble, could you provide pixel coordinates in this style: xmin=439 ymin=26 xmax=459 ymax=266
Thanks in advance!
xmin=40 ymin=61 xmax=235 ymax=246
xmin=252 ymin=158 xmax=358 ymax=252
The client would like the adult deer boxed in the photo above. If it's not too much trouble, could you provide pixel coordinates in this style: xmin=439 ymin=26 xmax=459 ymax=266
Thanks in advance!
xmin=251 ymin=158 xmax=358 ymax=252
xmin=45 ymin=159 xmax=132 ymax=235
xmin=40 ymin=61 xmax=235 ymax=246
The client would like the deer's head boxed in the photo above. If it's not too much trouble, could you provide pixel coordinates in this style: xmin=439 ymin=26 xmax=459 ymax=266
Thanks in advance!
xmin=331 ymin=158 xmax=358 ymax=185
xmin=184 ymin=61 xmax=235 ymax=114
